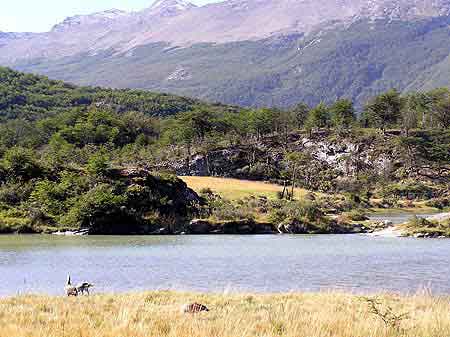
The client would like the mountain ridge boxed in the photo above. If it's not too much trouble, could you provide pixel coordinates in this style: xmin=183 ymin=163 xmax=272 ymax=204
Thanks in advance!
xmin=2 ymin=0 xmax=450 ymax=62
xmin=12 ymin=16 xmax=450 ymax=108
xmin=1 ymin=0 xmax=450 ymax=108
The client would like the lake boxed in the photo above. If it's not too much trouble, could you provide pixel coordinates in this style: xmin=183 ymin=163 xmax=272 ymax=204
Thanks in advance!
xmin=0 ymin=233 xmax=449 ymax=296
xmin=368 ymin=212 xmax=439 ymax=224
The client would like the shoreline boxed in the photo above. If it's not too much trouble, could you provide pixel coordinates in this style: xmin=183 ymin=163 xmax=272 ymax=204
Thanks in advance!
xmin=367 ymin=212 xmax=450 ymax=238
xmin=2 ymin=211 xmax=448 ymax=237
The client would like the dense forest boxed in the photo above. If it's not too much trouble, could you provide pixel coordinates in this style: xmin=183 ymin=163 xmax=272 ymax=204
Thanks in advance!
xmin=0 ymin=67 xmax=449 ymax=234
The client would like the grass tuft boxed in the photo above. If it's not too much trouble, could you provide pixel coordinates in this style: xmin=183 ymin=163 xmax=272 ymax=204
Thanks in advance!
xmin=0 ymin=291 xmax=449 ymax=337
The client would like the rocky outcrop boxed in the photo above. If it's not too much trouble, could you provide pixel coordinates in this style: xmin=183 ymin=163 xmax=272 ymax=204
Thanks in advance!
xmin=186 ymin=218 xmax=366 ymax=235
xmin=276 ymin=218 xmax=366 ymax=234
xmin=187 ymin=220 xmax=213 ymax=234
xmin=160 ymin=132 xmax=407 ymax=185
xmin=159 ymin=130 xmax=448 ymax=192
xmin=186 ymin=219 xmax=275 ymax=235
xmin=77 ymin=168 xmax=204 ymax=235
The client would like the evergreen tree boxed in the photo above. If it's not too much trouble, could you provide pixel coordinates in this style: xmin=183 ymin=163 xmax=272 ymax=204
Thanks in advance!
xmin=330 ymin=99 xmax=355 ymax=129
xmin=365 ymin=89 xmax=403 ymax=132
xmin=305 ymin=103 xmax=331 ymax=133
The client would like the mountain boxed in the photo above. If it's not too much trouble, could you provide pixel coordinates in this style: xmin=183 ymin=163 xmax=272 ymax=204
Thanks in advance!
xmin=1 ymin=0 xmax=450 ymax=108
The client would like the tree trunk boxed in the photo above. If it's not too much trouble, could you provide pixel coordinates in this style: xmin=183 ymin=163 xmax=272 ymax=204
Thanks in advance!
xmin=186 ymin=143 xmax=192 ymax=174
xmin=281 ymin=181 xmax=287 ymax=200
xmin=205 ymin=153 xmax=210 ymax=175
xmin=291 ymin=166 xmax=297 ymax=200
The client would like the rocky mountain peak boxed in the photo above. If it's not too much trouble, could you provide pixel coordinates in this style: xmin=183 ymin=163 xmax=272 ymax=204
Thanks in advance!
xmin=2 ymin=0 xmax=450 ymax=64
xmin=51 ymin=9 xmax=128 ymax=32
xmin=360 ymin=0 xmax=450 ymax=20
xmin=148 ymin=0 xmax=197 ymax=14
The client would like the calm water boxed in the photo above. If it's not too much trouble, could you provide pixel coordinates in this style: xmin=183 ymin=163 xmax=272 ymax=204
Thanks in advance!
xmin=368 ymin=212 xmax=438 ymax=224
xmin=0 ymin=233 xmax=449 ymax=296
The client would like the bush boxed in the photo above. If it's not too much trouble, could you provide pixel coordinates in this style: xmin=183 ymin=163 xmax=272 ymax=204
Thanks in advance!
xmin=2 ymin=146 xmax=42 ymax=180
xmin=268 ymin=200 xmax=324 ymax=225
xmin=380 ymin=181 xmax=436 ymax=200
xmin=86 ymin=148 xmax=110 ymax=176
xmin=425 ymin=198 xmax=450 ymax=210
xmin=405 ymin=215 xmax=450 ymax=237
xmin=407 ymin=216 xmax=433 ymax=228
xmin=0 ymin=208 xmax=34 ymax=233
xmin=343 ymin=209 xmax=369 ymax=221
xmin=0 ymin=181 xmax=35 ymax=205
xmin=61 ymin=184 xmax=126 ymax=227
xmin=210 ymin=199 xmax=255 ymax=221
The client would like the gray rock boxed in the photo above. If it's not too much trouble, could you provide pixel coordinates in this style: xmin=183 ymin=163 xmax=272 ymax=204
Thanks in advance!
xmin=187 ymin=219 xmax=212 ymax=234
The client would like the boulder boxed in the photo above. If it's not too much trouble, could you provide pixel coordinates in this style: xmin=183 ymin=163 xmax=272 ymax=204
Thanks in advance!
xmin=150 ymin=227 xmax=170 ymax=235
xmin=383 ymin=220 xmax=393 ymax=227
xmin=277 ymin=219 xmax=309 ymax=234
xmin=222 ymin=219 xmax=256 ymax=234
xmin=255 ymin=223 xmax=276 ymax=234
xmin=187 ymin=219 xmax=212 ymax=234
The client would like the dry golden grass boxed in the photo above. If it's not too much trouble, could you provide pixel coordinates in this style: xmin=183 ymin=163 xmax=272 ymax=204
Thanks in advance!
xmin=180 ymin=176 xmax=310 ymax=200
xmin=1 ymin=291 xmax=449 ymax=337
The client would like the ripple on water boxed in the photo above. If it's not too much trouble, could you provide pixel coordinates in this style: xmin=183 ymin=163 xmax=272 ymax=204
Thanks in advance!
xmin=0 ymin=234 xmax=449 ymax=296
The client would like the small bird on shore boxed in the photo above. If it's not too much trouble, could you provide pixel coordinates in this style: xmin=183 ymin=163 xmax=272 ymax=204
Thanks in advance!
xmin=182 ymin=303 xmax=209 ymax=313
xmin=64 ymin=275 xmax=78 ymax=297
xmin=76 ymin=282 xmax=94 ymax=295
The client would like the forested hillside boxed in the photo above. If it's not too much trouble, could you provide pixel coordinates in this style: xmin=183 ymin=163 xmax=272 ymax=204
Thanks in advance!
xmin=0 ymin=67 xmax=238 ymax=121
xmin=13 ymin=17 xmax=450 ymax=108
xmin=0 ymin=68 xmax=449 ymax=235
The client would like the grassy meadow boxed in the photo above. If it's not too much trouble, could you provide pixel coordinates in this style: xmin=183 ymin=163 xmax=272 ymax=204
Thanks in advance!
xmin=1 ymin=291 xmax=449 ymax=337
xmin=179 ymin=176 xmax=310 ymax=200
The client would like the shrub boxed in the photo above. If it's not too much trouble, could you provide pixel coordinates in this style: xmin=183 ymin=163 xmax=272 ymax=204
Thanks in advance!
xmin=86 ymin=148 xmax=110 ymax=176
xmin=30 ymin=180 xmax=64 ymax=217
xmin=2 ymin=147 xmax=42 ymax=180
xmin=405 ymin=215 xmax=450 ymax=237
xmin=210 ymin=199 xmax=255 ymax=221
xmin=268 ymin=200 xmax=324 ymax=225
xmin=408 ymin=216 xmax=433 ymax=228
xmin=199 ymin=187 xmax=214 ymax=196
xmin=380 ymin=181 xmax=436 ymax=200
xmin=61 ymin=184 xmax=126 ymax=227
xmin=0 ymin=181 xmax=35 ymax=205
xmin=0 ymin=208 xmax=33 ymax=234
xmin=425 ymin=198 xmax=450 ymax=210
xmin=343 ymin=209 xmax=369 ymax=221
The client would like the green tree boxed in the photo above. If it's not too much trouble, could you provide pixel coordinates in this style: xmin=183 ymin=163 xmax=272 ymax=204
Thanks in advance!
xmin=365 ymin=89 xmax=403 ymax=132
xmin=290 ymin=103 xmax=310 ymax=129
xmin=305 ymin=103 xmax=330 ymax=134
xmin=401 ymin=95 xmax=420 ymax=136
xmin=284 ymin=151 xmax=314 ymax=199
xmin=42 ymin=133 xmax=76 ymax=169
xmin=2 ymin=146 xmax=41 ymax=180
xmin=86 ymin=147 xmax=110 ymax=176
xmin=406 ymin=92 xmax=432 ymax=129
xmin=62 ymin=184 xmax=126 ymax=227
xmin=428 ymin=88 xmax=450 ymax=128
xmin=248 ymin=108 xmax=276 ymax=139
xmin=434 ymin=96 xmax=450 ymax=129
xmin=330 ymin=99 xmax=355 ymax=129
xmin=275 ymin=109 xmax=296 ymax=143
